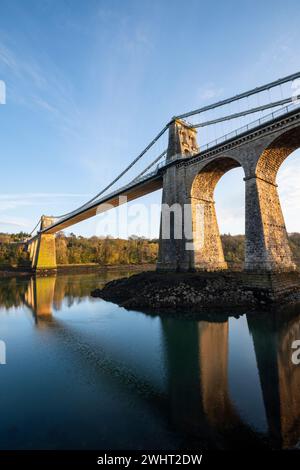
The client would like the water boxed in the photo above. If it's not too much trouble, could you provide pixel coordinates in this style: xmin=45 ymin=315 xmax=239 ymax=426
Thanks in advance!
xmin=0 ymin=270 xmax=300 ymax=450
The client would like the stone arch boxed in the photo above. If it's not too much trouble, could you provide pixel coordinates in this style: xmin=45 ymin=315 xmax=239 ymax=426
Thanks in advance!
xmin=189 ymin=156 xmax=244 ymax=271
xmin=256 ymin=127 xmax=300 ymax=183
xmin=244 ymin=126 xmax=300 ymax=271
xmin=191 ymin=157 xmax=241 ymax=201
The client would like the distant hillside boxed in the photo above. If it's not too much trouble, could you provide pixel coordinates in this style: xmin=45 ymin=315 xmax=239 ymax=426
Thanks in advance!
xmin=1 ymin=232 xmax=300 ymax=268
xmin=221 ymin=233 xmax=300 ymax=268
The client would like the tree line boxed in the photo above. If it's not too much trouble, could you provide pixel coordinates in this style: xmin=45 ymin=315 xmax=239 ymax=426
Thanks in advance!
xmin=0 ymin=233 xmax=158 ymax=266
xmin=55 ymin=233 xmax=158 ymax=265
xmin=1 ymin=232 xmax=300 ymax=268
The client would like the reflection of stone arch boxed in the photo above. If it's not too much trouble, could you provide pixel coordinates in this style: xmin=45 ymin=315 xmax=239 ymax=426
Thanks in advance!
xmin=162 ymin=317 xmax=263 ymax=447
xmin=198 ymin=321 xmax=232 ymax=427
xmin=248 ymin=311 xmax=300 ymax=448
xmin=189 ymin=156 xmax=244 ymax=270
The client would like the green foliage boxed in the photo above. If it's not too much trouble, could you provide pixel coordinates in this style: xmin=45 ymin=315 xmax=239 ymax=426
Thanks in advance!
xmin=0 ymin=232 xmax=30 ymax=266
xmin=2 ymin=231 xmax=300 ymax=268
xmin=0 ymin=277 xmax=29 ymax=308
xmin=221 ymin=234 xmax=245 ymax=266
xmin=55 ymin=233 xmax=158 ymax=266
xmin=287 ymin=233 xmax=300 ymax=265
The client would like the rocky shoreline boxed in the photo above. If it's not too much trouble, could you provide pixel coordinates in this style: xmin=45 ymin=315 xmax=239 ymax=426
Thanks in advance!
xmin=91 ymin=270 xmax=300 ymax=314
xmin=0 ymin=263 xmax=156 ymax=278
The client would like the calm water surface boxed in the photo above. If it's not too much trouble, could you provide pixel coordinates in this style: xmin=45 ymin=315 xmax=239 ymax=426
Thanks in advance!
xmin=0 ymin=271 xmax=300 ymax=450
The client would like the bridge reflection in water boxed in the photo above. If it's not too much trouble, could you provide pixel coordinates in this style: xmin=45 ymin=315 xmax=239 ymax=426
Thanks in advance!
xmin=25 ymin=277 xmax=56 ymax=318
xmin=10 ymin=275 xmax=300 ymax=449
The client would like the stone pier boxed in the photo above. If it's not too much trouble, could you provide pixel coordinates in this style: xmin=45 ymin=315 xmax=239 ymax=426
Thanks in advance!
xmin=28 ymin=216 xmax=57 ymax=271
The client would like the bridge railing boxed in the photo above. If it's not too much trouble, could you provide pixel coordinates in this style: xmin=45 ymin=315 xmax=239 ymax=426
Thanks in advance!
xmin=92 ymin=153 xmax=182 ymax=199
xmin=200 ymin=101 xmax=300 ymax=152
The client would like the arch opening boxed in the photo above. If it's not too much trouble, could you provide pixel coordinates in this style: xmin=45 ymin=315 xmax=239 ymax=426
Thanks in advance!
xmin=277 ymin=148 xmax=300 ymax=269
xmin=190 ymin=157 xmax=244 ymax=271
xmin=256 ymin=127 xmax=300 ymax=184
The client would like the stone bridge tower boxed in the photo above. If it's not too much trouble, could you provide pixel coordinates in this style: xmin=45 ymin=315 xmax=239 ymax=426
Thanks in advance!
xmin=166 ymin=119 xmax=199 ymax=160
xmin=27 ymin=215 xmax=57 ymax=271
xmin=157 ymin=114 xmax=299 ymax=273
xmin=157 ymin=118 xmax=227 ymax=272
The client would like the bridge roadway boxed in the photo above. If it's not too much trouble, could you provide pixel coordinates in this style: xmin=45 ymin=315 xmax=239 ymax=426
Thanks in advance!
xmin=34 ymin=103 xmax=300 ymax=238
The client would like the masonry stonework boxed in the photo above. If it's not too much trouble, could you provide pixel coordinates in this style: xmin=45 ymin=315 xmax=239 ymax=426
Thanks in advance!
xmin=189 ymin=158 xmax=240 ymax=271
xmin=157 ymin=114 xmax=300 ymax=273
xmin=167 ymin=119 xmax=199 ymax=160
xmin=244 ymin=176 xmax=296 ymax=271
xmin=28 ymin=216 xmax=57 ymax=271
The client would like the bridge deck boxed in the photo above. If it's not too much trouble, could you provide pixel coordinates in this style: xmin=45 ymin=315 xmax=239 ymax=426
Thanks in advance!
xmin=33 ymin=104 xmax=300 ymax=238
xmin=42 ymin=173 xmax=163 ymax=235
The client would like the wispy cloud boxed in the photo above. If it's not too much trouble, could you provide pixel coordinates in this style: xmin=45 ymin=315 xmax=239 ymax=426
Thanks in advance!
xmin=0 ymin=43 xmax=18 ymax=70
xmin=0 ymin=39 xmax=82 ymax=136
xmin=196 ymin=84 xmax=224 ymax=102
xmin=0 ymin=42 xmax=47 ymax=89
xmin=0 ymin=216 xmax=30 ymax=229
xmin=217 ymin=204 xmax=245 ymax=235
xmin=0 ymin=193 xmax=90 ymax=212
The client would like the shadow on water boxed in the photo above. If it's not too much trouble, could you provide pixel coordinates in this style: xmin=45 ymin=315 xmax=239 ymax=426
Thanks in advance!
xmin=0 ymin=273 xmax=300 ymax=449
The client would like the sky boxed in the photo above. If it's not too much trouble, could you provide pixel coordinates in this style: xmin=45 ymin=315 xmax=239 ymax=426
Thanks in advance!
xmin=0 ymin=0 xmax=300 ymax=238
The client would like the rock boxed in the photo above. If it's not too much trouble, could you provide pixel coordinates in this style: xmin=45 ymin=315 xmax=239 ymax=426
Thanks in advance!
xmin=91 ymin=270 xmax=300 ymax=315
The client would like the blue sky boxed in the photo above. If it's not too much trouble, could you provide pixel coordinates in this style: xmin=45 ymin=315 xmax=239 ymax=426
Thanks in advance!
xmin=0 ymin=0 xmax=300 ymax=237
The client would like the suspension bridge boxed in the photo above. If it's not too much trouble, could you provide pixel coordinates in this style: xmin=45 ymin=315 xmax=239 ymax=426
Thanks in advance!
xmin=23 ymin=72 xmax=300 ymax=272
